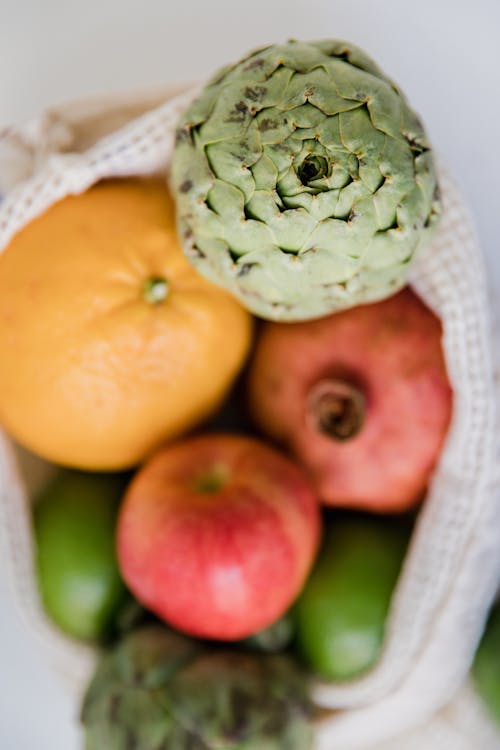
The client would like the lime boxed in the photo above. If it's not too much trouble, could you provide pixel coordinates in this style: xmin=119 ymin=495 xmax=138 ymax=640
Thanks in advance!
xmin=473 ymin=601 xmax=500 ymax=724
xmin=34 ymin=470 xmax=128 ymax=642
xmin=294 ymin=514 xmax=410 ymax=681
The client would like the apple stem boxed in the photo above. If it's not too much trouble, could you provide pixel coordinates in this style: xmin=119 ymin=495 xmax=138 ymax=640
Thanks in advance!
xmin=307 ymin=378 xmax=365 ymax=441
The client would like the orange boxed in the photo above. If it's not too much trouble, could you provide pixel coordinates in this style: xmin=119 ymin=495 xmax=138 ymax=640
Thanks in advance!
xmin=0 ymin=179 xmax=252 ymax=470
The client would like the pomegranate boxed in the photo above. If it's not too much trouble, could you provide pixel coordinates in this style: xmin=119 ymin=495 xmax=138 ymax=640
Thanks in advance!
xmin=247 ymin=288 xmax=453 ymax=513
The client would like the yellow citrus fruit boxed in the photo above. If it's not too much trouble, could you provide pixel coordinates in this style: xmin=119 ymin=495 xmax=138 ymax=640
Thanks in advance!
xmin=0 ymin=179 xmax=252 ymax=470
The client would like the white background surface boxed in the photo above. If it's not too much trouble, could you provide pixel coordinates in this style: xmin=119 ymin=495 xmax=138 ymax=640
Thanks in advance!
xmin=1 ymin=1 xmax=499 ymax=748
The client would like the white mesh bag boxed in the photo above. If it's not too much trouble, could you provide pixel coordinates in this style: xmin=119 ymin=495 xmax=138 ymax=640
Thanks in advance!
xmin=365 ymin=680 xmax=500 ymax=750
xmin=0 ymin=86 xmax=499 ymax=749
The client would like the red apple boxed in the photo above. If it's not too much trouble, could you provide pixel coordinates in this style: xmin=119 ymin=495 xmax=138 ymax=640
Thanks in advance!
xmin=116 ymin=434 xmax=320 ymax=640
xmin=247 ymin=288 xmax=453 ymax=513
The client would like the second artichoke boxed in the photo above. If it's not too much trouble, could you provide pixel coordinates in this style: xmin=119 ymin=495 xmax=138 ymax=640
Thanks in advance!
xmin=81 ymin=625 xmax=314 ymax=749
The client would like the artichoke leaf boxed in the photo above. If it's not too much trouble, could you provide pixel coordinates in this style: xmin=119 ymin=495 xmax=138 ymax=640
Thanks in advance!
xmin=205 ymin=142 xmax=256 ymax=202
xmin=250 ymin=153 xmax=279 ymax=191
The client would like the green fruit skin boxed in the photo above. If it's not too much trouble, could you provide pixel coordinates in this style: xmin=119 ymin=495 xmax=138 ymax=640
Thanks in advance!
xmin=473 ymin=602 xmax=500 ymax=724
xmin=294 ymin=514 xmax=410 ymax=681
xmin=242 ymin=613 xmax=295 ymax=653
xmin=34 ymin=470 xmax=129 ymax=642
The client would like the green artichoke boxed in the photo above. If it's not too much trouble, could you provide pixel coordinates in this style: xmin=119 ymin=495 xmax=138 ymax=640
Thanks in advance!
xmin=171 ymin=39 xmax=440 ymax=321
xmin=81 ymin=625 xmax=314 ymax=749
